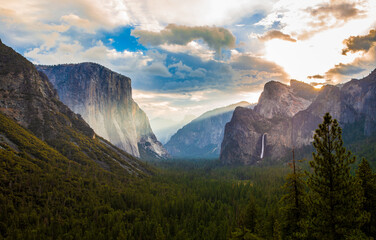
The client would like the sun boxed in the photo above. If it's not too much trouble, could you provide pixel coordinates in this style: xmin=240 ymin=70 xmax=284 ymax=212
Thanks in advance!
xmin=263 ymin=19 xmax=368 ymax=84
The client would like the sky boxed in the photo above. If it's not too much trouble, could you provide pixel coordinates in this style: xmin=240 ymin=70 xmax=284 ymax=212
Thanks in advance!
xmin=1 ymin=0 xmax=375 ymax=129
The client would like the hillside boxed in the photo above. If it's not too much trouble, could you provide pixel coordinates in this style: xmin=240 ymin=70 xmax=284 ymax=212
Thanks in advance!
xmin=0 ymin=41 xmax=149 ymax=175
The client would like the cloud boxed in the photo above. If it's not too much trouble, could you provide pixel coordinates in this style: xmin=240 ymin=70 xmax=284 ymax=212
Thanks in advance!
xmin=124 ymin=0 xmax=277 ymax=30
xmin=24 ymin=40 xmax=151 ymax=76
xmin=160 ymin=41 xmax=216 ymax=61
xmin=308 ymin=74 xmax=325 ymax=79
xmin=144 ymin=62 xmax=172 ymax=77
xmin=259 ymin=30 xmax=296 ymax=42
xmin=325 ymin=45 xmax=376 ymax=81
xmin=326 ymin=63 xmax=365 ymax=76
xmin=60 ymin=14 xmax=96 ymax=34
xmin=168 ymin=61 xmax=192 ymax=72
xmin=133 ymin=88 xmax=261 ymax=124
xmin=342 ymin=29 xmax=376 ymax=55
xmin=189 ymin=68 xmax=207 ymax=78
xmin=132 ymin=24 xmax=236 ymax=53
xmin=307 ymin=2 xmax=363 ymax=22
xmin=256 ymin=0 xmax=371 ymax=41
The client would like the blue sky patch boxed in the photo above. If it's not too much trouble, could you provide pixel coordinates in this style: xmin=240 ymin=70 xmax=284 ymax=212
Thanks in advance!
xmin=100 ymin=26 xmax=146 ymax=52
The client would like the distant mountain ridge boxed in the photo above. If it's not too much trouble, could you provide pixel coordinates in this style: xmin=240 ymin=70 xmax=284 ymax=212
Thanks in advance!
xmin=165 ymin=101 xmax=252 ymax=159
xmin=220 ymin=73 xmax=376 ymax=165
xmin=152 ymin=114 xmax=196 ymax=144
xmin=37 ymin=63 xmax=169 ymax=160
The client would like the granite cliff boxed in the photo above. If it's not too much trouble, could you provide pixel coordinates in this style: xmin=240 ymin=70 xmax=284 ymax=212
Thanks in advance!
xmin=0 ymin=40 xmax=149 ymax=175
xmin=220 ymin=74 xmax=376 ymax=165
xmin=165 ymin=101 xmax=251 ymax=159
xmin=37 ymin=63 xmax=169 ymax=160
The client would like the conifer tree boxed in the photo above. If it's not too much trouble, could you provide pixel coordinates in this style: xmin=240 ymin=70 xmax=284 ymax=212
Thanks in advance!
xmin=280 ymin=150 xmax=306 ymax=240
xmin=243 ymin=196 xmax=258 ymax=233
xmin=306 ymin=113 xmax=367 ymax=239
xmin=356 ymin=158 xmax=376 ymax=238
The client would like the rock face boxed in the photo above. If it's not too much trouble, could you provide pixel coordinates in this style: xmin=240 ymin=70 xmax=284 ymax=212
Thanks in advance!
xmin=0 ymin=41 xmax=149 ymax=175
xmin=220 ymin=74 xmax=376 ymax=165
xmin=37 ymin=63 xmax=169 ymax=160
xmin=254 ymin=80 xmax=317 ymax=119
xmin=165 ymin=101 xmax=252 ymax=159
xmin=221 ymin=80 xmax=319 ymax=165
xmin=220 ymin=108 xmax=293 ymax=165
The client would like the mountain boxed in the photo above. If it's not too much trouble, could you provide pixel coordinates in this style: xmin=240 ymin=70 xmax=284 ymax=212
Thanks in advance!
xmin=37 ymin=63 xmax=169 ymax=160
xmin=220 ymin=73 xmax=376 ymax=165
xmin=165 ymin=101 xmax=252 ymax=159
xmin=292 ymin=71 xmax=376 ymax=147
xmin=0 ymin=40 xmax=149 ymax=175
xmin=151 ymin=114 xmax=196 ymax=144
xmin=254 ymin=80 xmax=319 ymax=119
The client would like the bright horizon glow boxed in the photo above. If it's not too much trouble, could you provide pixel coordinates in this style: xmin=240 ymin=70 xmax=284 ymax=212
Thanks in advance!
xmin=264 ymin=17 xmax=371 ymax=84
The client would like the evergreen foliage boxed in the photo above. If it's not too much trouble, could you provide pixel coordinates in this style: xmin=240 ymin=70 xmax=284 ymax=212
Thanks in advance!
xmin=305 ymin=113 xmax=367 ymax=239
xmin=279 ymin=151 xmax=306 ymax=240
xmin=1 ymin=105 xmax=376 ymax=239
xmin=356 ymin=158 xmax=376 ymax=238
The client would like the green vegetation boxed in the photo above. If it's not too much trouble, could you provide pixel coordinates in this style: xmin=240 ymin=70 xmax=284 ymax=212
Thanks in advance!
xmin=1 ymin=112 xmax=376 ymax=239
xmin=356 ymin=158 xmax=376 ymax=238
xmin=305 ymin=113 xmax=367 ymax=239
xmin=0 ymin=112 xmax=288 ymax=239
xmin=279 ymin=153 xmax=306 ymax=240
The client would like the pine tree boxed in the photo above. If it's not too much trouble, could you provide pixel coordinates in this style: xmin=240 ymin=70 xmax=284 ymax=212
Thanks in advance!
xmin=280 ymin=150 xmax=306 ymax=240
xmin=243 ymin=196 xmax=257 ymax=233
xmin=356 ymin=158 xmax=376 ymax=238
xmin=306 ymin=113 xmax=367 ymax=239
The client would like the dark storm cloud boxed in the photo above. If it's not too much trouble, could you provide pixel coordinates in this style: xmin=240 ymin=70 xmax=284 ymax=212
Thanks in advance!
xmin=132 ymin=24 xmax=236 ymax=53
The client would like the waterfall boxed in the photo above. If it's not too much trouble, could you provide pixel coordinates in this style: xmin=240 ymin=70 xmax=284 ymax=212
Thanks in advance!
xmin=260 ymin=133 xmax=265 ymax=159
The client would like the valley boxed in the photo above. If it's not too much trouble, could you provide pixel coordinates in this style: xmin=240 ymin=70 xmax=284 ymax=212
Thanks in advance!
xmin=1 ymin=5 xmax=376 ymax=237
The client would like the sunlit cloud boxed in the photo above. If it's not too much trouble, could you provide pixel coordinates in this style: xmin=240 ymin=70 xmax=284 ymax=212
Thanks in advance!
xmin=159 ymin=41 xmax=216 ymax=61
xmin=259 ymin=30 xmax=297 ymax=42
xmin=326 ymin=45 xmax=376 ymax=82
xmin=307 ymin=74 xmax=325 ymax=79
xmin=307 ymin=1 xmax=365 ymax=22
xmin=342 ymin=29 xmax=376 ymax=55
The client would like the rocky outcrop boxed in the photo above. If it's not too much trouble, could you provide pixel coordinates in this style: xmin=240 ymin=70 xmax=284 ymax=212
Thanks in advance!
xmin=340 ymin=70 xmax=376 ymax=135
xmin=292 ymin=85 xmax=341 ymax=147
xmin=254 ymin=80 xmax=319 ymax=119
xmin=37 ymin=63 xmax=169 ymax=160
xmin=221 ymin=80 xmax=317 ymax=164
xmin=220 ymin=107 xmax=292 ymax=165
xmin=0 ymin=41 xmax=149 ymax=175
xmin=165 ymin=101 xmax=252 ymax=159
xmin=220 ymin=73 xmax=376 ymax=165
xmin=0 ymin=42 xmax=93 ymax=140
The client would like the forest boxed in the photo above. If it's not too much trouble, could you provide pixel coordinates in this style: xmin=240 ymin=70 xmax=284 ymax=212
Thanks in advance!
xmin=0 ymin=113 xmax=376 ymax=239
